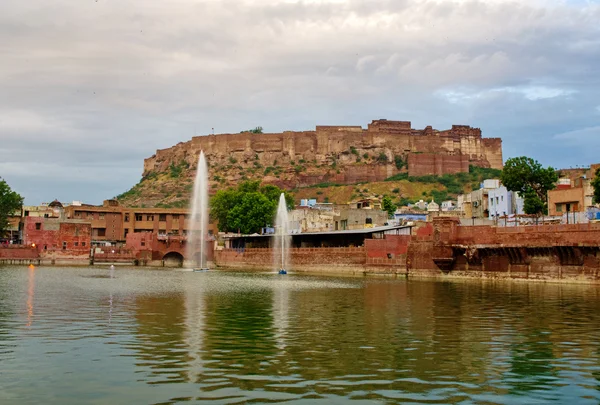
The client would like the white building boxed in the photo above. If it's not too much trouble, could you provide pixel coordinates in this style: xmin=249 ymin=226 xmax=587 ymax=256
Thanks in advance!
xmin=441 ymin=200 xmax=456 ymax=212
xmin=427 ymin=200 xmax=440 ymax=212
xmin=487 ymin=186 xmax=524 ymax=219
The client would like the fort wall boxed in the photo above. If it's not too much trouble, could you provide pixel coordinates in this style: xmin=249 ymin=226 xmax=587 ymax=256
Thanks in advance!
xmin=143 ymin=119 xmax=503 ymax=185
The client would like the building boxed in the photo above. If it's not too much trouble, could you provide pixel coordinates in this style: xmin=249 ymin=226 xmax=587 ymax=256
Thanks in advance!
xmin=427 ymin=200 xmax=440 ymax=212
xmin=440 ymin=200 xmax=456 ymax=212
xmin=350 ymin=197 xmax=382 ymax=210
xmin=22 ymin=216 xmax=91 ymax=262
xmin=334 ymin=205 xmax=389 ymax=230
xmin=289 ymin=206 xmax=337 ymax=233
xmin=64 ymin=199 xmax=198 ymax=245
xmin=547 ymin=177 xmax=593 ymax=217
xmin=222 ymin=224 xmax=412 ymax=249
xmin=487 ymin=186 xmax=524 ymax=220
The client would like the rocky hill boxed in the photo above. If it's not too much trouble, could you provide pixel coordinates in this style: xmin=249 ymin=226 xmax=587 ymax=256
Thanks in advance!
xmin=117 ymin=119 xmax=503 ymax=208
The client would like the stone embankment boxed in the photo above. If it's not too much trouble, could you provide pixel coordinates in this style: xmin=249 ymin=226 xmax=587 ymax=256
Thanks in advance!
xmin=215 ymin=220 xmax=600 ymax=283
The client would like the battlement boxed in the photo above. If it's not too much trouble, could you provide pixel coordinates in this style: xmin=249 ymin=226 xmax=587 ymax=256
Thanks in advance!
xmin=142 ymin=118 xmax=503 ymax=180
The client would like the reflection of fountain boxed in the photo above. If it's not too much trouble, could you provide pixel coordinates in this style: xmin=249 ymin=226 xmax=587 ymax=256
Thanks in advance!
xmin=184 ymin=285 xmax=205 ymax=383
xmin=272 ymin=285 xmax=290 ymax=351
xmin=26 ymin=265 xmax=35 ymax=327
xmin=188 ymin=150 xmax=209 ymax=271
xmin=274 ymin=193 xmax=290 ymax=274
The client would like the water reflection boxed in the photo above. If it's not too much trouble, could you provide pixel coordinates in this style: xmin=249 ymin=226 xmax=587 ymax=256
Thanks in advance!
xmin=1 ymin=268 xmax=600 ymax=404
xmin=26 ymin=266 xmax=35 ymax=327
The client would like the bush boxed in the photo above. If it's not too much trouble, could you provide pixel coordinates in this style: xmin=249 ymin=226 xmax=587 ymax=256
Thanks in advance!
xmin=350 ymin=146 xmax=358 ymax=155
xmin=394 ymin=155 xmax=405 ymax=170
xmin=229 ymin=156 xmax=238 ymax=164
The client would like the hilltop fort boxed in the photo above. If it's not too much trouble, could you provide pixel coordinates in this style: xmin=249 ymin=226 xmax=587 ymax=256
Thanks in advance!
xmin=122 ymin=119 xmax=502 ymax=207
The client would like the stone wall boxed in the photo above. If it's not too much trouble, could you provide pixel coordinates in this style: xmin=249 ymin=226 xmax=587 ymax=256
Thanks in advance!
xmin=406 ymin=218 xmax=600 ymax=282
xmin=143 ymin=119 xmax=503 ymax=186
xmin=215 ymin=246 xmax=367 ymax=274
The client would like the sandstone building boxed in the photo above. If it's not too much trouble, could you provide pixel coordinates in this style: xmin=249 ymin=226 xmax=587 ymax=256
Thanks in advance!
xmin=143 ymin=119 xmax=503 ymax=189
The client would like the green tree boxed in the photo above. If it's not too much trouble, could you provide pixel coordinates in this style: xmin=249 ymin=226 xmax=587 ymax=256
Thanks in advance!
xmin=0 ymin=178 xmax=24 ymax=237
xmin=592 ymin=168 xmax=600 ymax=204
xmin=210 ymin=181 xmax=294 ymax=233
xmin=382 ymin=195 xmax=396 ymax=218
xmin=500 ymin=157 xmax=558 ymax=215
xmin=240 ymin=126 xmax=263 ymax=134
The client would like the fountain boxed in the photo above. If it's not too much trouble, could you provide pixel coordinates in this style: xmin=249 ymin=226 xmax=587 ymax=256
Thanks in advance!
xmin=274 ymin=193 xmax=291 ymax=274
xmin=188 ymin=150 xmax=209 ymax=271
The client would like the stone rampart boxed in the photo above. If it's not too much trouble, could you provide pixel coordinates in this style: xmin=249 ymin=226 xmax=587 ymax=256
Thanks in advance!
xmin=143 ymin=119 xmax=503 ymax=184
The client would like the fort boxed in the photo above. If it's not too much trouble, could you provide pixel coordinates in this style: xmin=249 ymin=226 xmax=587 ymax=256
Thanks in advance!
xmin=142 ymin=119 xmax=503 ymax=188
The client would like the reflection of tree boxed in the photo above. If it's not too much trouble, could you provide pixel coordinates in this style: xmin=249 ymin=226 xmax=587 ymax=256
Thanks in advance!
xmin=201 ymin=290 xmax=276 ymax=382
xmin=507 ymin=332 xmax=556 ymax=394
xmin=130 ymin=292 xmax=189 ymax=384
xmin=0 ymin=271 xmax=15 ymax=357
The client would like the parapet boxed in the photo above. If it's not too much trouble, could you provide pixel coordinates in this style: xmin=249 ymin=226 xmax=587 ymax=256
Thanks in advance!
xmin=367 ymin=119 xmax=412 ymax=133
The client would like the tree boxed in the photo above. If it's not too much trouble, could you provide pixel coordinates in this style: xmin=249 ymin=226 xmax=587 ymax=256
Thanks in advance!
xmin=500 ymin=157 xmax=558 ymax=215
xmin=240 ymin=126 xmax=263 ymax=134
xmin=382 ymin=195 xmax=396 ymax=218
xmin=0 ymin=178 xmax=24 ymax=237
xmin=210 ymin=180 xmax=294 ymax=234
xmin=592 ymin=168 xmax=600 ymax=204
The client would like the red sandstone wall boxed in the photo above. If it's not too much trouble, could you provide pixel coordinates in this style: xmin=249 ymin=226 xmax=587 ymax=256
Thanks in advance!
xmin=23 ymin=217 xmax=91 ymax=259
xmin=452 ymin=223 xmax=600 ymax=247
xmin=0 ymin=246 xmax=39 ymax=259
xmin=215 ymin=247 xmax=366 ymax=272
xmin=365 ymin=235 xmax=410 ymax=258
xmin=407 ymin=153 xmax=472 ymax=176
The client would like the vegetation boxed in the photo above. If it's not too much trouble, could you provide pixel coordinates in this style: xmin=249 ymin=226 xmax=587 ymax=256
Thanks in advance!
xmin=394 ymin=155 xmax=405 ymax=170
xmin=169 ymin=161 xmax=188 ymax=178
xmin=240 ymin=126 xmax=263 ymax=134
xmin=382 ymin=195 xmax=396 ymax=218
xmin=0 ymin=178 xmax=23 ymax=237
xmin=592 ymin=168 xmax=600 ymax=204
xmin=384 ymin=166 xmax=502 ymax=202
xmin=377 ymin=152 xmax=388 ymax=164
xmin=350 ymin=146 xmax=358 ymax=156
xmin=210 ymin=181 xmax=294 ymax=234
xmin=500 ymin=157 xmax=558 ymax=215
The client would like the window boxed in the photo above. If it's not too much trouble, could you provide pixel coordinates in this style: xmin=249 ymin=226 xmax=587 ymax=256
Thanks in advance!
xmin=366 ymin=218 xmax=373 ymax=224
xmin=146 ymin=215 xmax=154 ymax=221
xmin=82 ymin=242 xmax=86 ymax=247
xmin=556 ymin=204 xmax=562 ymax=212
xmin=501 ymin=196 xmax=504 ymax=202
xmin=74 ymin=242 xmax=79 ymax=246
xmin=44 ymin=245 xmax=47 ymax=250
xmin=172 ymin=214 xmax=179 ymax=220
xmin=159 ymin=214 xmax=166 ymax=221
xmin=135 ymin=214 xmax=143 ymax=221
xmin=125 ymin=214 xmax=130 ymax=222
xmin=98 ymin=228 xmax=106 ymax=237
xmin=141 ymin=241 xmax=145 ymax=247
xmin=99 ymin=213 xmax=105 ymax=219
xmin=35 ymin=223 xmax=41 ymax=230
xmin=62 ymin=241 xmax=67 ymax=250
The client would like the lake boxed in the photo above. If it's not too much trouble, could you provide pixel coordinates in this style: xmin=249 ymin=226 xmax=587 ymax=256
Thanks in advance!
xmin=1 ymin=266 xmax=600 ymax=404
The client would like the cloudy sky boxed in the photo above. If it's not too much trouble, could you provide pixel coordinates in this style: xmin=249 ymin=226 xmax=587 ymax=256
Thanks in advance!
xmin=1 ymin=0 xmax=599 ymax=205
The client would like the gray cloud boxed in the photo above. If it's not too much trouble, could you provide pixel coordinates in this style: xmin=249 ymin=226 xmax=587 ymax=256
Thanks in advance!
xmin=1 ymin=0 xmax=599 ymax=204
